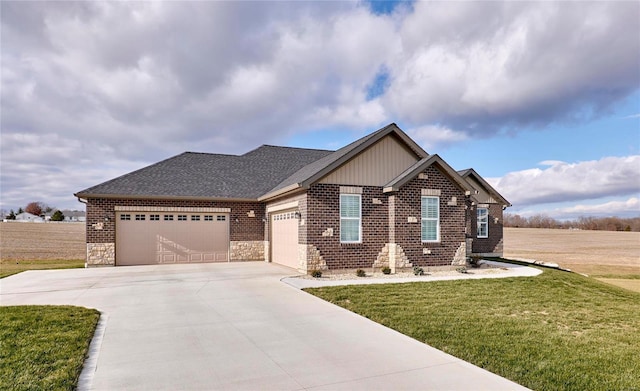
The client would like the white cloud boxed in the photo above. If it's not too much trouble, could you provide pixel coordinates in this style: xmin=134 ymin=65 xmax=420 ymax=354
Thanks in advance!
xmin=1 ymin=1 xmax=639 ymax=210
xmin=385 ymin=1 xmax=640 ymax=133
xmin=556 ymin=197 xmax=640 ymax=218
xmin=406 ymin=125 xmax=469 ymax=151
xmin=489 ymin=156 xmax=640 ymax=206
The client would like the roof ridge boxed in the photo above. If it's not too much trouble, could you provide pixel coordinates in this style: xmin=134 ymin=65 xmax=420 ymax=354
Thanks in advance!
xmin=259 ymin=144 xmax=335 ymax=152
xmin=183 ymin=151 xmax=238 ymax=157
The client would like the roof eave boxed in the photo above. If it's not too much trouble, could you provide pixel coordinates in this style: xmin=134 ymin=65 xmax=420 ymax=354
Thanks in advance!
xmin=257 ymin=183 xmax=302 ymax=202
xmin=383 ymin=154 xmax=474 ymax=194
xmin=74 ymin=193 xmax=258 ymax=203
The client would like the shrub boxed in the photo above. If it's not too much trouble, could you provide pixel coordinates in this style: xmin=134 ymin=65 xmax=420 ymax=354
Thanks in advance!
xmin=382 ymin=267 xmax=391 ymax=275
xmin=310 ymin=270 xmax=322 ymax=278
xmin=457 ymin=267 xmax=468 ymax=274
xmin=413 ymin=266 xmax=424 ymax=276
xmin=356 ymin=269 xmax=366 ymax=277
xmin=469 ymin=257 xmax=481 ymax=268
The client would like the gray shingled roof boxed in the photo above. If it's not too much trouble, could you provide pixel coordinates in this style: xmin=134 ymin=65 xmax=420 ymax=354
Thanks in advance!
xmin=75 ymin=146 xmax=332 ymax=200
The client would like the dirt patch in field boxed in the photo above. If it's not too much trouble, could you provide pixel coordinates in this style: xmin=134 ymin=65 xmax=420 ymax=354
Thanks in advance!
xmin=0 ymin=222 xmax=85 ymax=261
xmin=596 ymin=278 xmax=640 ymax=293
xmin=504 ymin=228 xmax=640 ymax=276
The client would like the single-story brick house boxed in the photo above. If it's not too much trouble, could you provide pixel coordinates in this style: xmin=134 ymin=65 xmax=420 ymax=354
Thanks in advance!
xmin=75 ymin=123 xmax=510 ymax=272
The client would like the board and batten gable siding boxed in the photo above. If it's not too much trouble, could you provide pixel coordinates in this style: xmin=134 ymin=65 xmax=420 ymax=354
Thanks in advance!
xmin=318 ymin=135 xmax=420 ymax=187
xmin=466 ymin=175 xmax=499 ymax=204
xmin=393 ymin=165 xmax=467 ymax=267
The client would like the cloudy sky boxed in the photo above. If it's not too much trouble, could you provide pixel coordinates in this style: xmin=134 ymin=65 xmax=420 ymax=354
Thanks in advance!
xmin=1 ymin=1 xmax=639 ymax=219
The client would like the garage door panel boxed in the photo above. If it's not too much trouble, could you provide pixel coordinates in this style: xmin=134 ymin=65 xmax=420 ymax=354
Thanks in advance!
xmin=116 ymin=212 xmax=229 ymax=266
xmin=271 ymin=210 xmax=299 ymax=270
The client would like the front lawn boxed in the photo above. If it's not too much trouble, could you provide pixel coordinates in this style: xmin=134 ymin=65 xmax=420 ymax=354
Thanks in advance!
xmin=306 ymin=265 xmax=640 ymax=391
xmin=0 ymin=259 xmax=85 ymax=278
xmin=0 ymin=306 xmax=100 ymax=390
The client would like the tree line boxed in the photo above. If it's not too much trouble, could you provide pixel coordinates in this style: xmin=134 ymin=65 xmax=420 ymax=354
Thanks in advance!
xmin=4 ymin=201 xmax=65 ymax=221
xmin=504 ymin=213 xmax=640 ymax=232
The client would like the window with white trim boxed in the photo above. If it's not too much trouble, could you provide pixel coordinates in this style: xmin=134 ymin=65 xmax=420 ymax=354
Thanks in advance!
xmin=477 ymin=207 xmax=488 ymax=238
xmin=340 ymin=194 xmax=361 ymax=243
xmin=150 ymin=214 xmax=160 ymax=221
xmin=191 ymin=215 xmax=200 ymax=221
xmin=421 ymin=196 xmax=440 ymax=242
xmin=164 ymin=215 xmax=174 ymax=221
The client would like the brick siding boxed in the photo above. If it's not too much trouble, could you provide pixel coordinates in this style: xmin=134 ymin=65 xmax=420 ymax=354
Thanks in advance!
xmin=306 ymin=184 xmax=389 ymax=269
xmin=470 ymin=203 xmax=504 ymax=254
xmin=393 ymin=166 xmax=467 ymax=267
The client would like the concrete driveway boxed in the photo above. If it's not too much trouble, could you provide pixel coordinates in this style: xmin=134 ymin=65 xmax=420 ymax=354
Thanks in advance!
xmin=0 ymin=262 xmax=528 ymax=390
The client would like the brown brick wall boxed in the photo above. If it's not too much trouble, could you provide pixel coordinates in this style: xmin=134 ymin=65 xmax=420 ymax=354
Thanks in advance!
xmin=394 ymin=166 xmax=466 ymax=267
xmin=85 ymin=198 xmax=264 ymax=243
xmin=471 ymin=203 xmax=504 ymax=254
xmin=306 ymin=184 xmax=389 ymax=269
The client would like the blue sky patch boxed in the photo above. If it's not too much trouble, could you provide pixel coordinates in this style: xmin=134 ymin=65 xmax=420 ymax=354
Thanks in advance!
xmin=365 ymin=0 xmax=413 ymax=15
xmin=366 ymin=68 xmax=390 ymax=101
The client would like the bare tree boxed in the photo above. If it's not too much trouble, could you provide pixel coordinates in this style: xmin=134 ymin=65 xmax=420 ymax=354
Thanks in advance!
xmin=24 ymin=201 xmax=50 ymax=216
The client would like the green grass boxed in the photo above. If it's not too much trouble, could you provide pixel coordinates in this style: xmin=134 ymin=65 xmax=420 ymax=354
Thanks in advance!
xmin=0 ymin=306 xmax=100 ymax=391
xmin=0 ymin=259 xmax=84 ymax=278
xmin=306 ymin=265 xmax=640 ymax=391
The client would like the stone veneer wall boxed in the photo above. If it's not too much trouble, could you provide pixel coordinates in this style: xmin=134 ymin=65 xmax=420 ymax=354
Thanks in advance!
xmin=373 ymin=243 xmax=411 ymax=269
xmin=393 ymin=165 xmax=467 ymax=267
xmin=230 ymin=241 xmax=266 ymax=261
xmin=87 ymin=243 xmax=115 ymax=266
xmin=303 ymin=244 xmax=327 ymax=271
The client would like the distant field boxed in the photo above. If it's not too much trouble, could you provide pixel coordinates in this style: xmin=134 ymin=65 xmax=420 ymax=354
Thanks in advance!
xmin=0 ymin=222 xmax=85 ymax=277
xmin=0 ymin=222 xmax=85 ymax=260
xmin=504 ymin=227 xmax=640 ymax=292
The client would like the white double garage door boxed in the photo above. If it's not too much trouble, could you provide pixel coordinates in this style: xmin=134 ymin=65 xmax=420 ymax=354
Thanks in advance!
xmin=116 ymin=208 xmax=300 ymax=268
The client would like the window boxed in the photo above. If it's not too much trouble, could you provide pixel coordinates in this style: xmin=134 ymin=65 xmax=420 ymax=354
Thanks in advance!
xmin=164 ymin=215 xmax=174 ymax=221
xmin=204 ymin=215 xmax=213 ymax=221
xmin=216 ymin=215 xmax=226 ymax=221
xmin=120 ymin=214 xmax=131 ymax=221
xmin=340 ymin=194 xmax=361 ymax=243
xmin=135 ymin=214 xmax=145 ymax=221
xmin=477 ymin=207 xmax=488 ymax=238
xmin=421 ymin=196 xmax=439 ymax=242
xmin=191 ymin=215 xmax=200 ymax=221
xmin=150 ymin=214 xmax=160 ymax=221
xmin=177 ymin=215 xmax=187 ymax=221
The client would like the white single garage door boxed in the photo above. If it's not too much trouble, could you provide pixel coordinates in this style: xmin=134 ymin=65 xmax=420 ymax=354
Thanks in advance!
xmin=271 ymin=210 xmax=299 ymax=270
xmin=116 ymin=212 xmax=229 ymax=266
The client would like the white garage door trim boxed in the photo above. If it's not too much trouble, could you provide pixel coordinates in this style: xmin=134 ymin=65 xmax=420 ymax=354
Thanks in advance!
xmin=116 ymin=211 xmax=229 ymax=266
xmin=270 ymin=209 xmax=299 ymax=270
